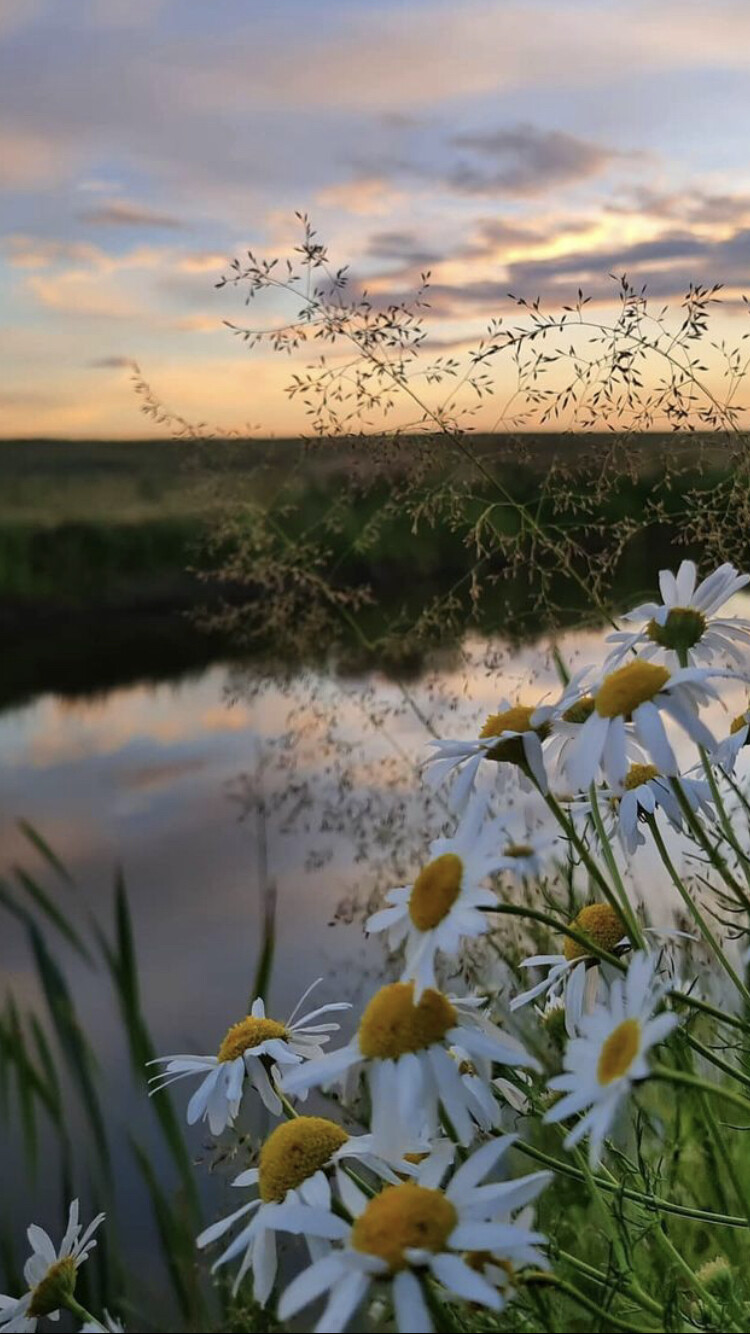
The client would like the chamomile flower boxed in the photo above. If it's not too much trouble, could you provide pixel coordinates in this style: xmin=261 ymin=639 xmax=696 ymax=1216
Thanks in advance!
xmin=545 ymin=951 xmax=679 ymax=1164
xmin=365 ymin=799 xmax=509 ymax=998
xmin=197 ymin=1115 xmax=409 ymax=1305
xmin=281 ymin=981 xmax=538 ymax=1159
xmin=450 ymin=1042 xmax=504 ymax=1131
xmin=560 ymin=659 xmax=720 ymax=793
xmin=149 ymin=981 xmax=350 ymax=1136
xmin=492 ymin=825 xmax=558 ymax=882
xmin=545 ymin=671 xmax=645 ymax=791
xmin=605 ymin=560 xmax=750 ymax=670
xmin=0 ymin=1200 xmax=104 ymax=1332
xmin=276 ymin=1136 xmax=551 ymax=1333
xmin=423 ymin=700 xmax=553 ymax=811
xmin=598 ymin=762 xmax=713 ymax=855
xmin=510 ymin=902 xmax=627 ymax=1034
xmin=714 ymin=706 xmax=750 ymax=774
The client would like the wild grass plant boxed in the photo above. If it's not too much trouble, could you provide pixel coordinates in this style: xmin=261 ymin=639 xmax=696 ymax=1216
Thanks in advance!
xmin=5 ymin=223 xmax=750 ymax=1331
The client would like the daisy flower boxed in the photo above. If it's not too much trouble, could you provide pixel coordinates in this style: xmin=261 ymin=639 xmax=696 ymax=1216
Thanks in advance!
xmin=365 ymin=799 xmax=510 ymax=998
xmin=0 ymin=1200 xmax=104 ymax=1332
xmin=559 ymin=658 xmax=720 ymax=793
xmin=449 ymin=1042 xmax=505 ymax=1132
xmin=545 ymin=951 xmax=679 ymax=1164
xmin=423 ymin=700 xmax=553 ymax=811
xmin=276 ymin=1135 xmax=551 ymax=1333
xmin=149 ymin=981 xmax=350 ymax=1136
xmin=197 ymin=1115 xmax=416 ymax=1305
xmin=281 ymin=981 xmax=538 ymax=1159
xmin=714 ymin=706 xmax=750 ymax=774
xmin=492 ymin=824 xmax=558 ymax=882
xmin=605 ymin=560 xmax=750 ymax=670
xmin=545 ymin=672 xmax=646 ymax=793
xmin=510 ymin=902 xmax=626 ymax=1034
xmin=597 ymin=762 xmax=713 ymax=856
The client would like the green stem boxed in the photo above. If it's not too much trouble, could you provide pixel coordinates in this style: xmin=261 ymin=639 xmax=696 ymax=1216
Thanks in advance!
xmin=486 ymin=899 xmax=750 ymax=1035
xmin=588 ymin=785 xmax=644 ymax=946
xmin=685 ymin=1030 xmax=750 ymax=1095
xmin=542 ymin=789 xmax=637 ymax=936
xmin=516 ymin=1141 xmax=750 ymax=1227
xmin=647 ymin=814 xmax=750 ymax=1005
xmin=651 ymin=1064 xmax=750 ymax=1118
xmin=670 ymin=988 xmax=750 ymax=1035
xmin=278 ymin=1088 xmax=299 ymax=1120
xmin=700 ymin=748 xmax=750 ymax=888
xmin=557 ymin=1250 xmax=663 ymax=1319
xmin=483 ymin=901 xmax=625 ymax=969
xmin=62 ymin=1294 xmax=101 ymax=1327
xmin=524 ymin=1271 xmax=661 ymax=1332
xmin=669 ymin=777 xmax=750 ymax=912
xmin=653 ymin=1225 xmax=740 ymax=1332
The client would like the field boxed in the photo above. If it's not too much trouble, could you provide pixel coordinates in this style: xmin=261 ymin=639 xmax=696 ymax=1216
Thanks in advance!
xmin=0 ymin=434 xmax=738 ymax=711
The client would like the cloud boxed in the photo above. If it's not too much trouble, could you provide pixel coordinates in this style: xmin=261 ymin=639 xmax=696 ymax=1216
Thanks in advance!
xmin=608 ymin=186 xmax=750 ymax=230
xmin=26 ymin=271 xmax=142 ymax=319
xmin=0 ymin=125 xmax=80 ymax=187
xmin=366 ymin=230 xmax=439 ymax=266
xmin=88 ymin=355 xmax=136 ymax=369
xmin=446 ymin=125 xmax=629 ymax=196
xmin=315 ymin=177 xmax=406 ymax=217
xmin=79 ymin=199 xmax=184 ymax=229
xmin=5 ymin=235 xmax=107 ymax=269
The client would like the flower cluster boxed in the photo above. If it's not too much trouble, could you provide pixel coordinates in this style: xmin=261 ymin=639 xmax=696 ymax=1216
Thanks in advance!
xmin=8 ymin=560 xmax=750 ymax=1333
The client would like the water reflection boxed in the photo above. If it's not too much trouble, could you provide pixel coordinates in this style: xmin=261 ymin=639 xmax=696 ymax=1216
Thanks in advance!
xmin=1 ymin=613 xmax=749 ymax=1318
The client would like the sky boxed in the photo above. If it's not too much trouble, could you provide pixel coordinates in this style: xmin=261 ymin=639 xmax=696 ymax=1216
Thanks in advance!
xmin=4 ymin=0 xmax=750 ymax=437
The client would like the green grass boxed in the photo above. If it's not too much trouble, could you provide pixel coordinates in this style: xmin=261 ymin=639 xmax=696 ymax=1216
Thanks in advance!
xmin=0 ymin=434 xmax=744 ymax=710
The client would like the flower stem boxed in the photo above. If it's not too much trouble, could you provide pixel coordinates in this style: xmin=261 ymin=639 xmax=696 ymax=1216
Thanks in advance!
xmin=651 ymin=1063 xmax=750 ymax=1118
xmin=646 ymin=813 xmax=750 ymax=1005
xmin=542 ymin=788 xmax=640 ymax=943
xmin=62 ymin=1294 xmax=101 ymax=1327
xmin=700 ymin=747 xmax=750 ymax=889
xmin=516 ymin=1141 xmax=750 ymax=1227
xmin=669 ymin=776 xmax=750 ymax=912
xmin=523 ymin=1271 xmax=661 ymax=1332
xmin=653 ymin=1224 xmax=742 ymax=1332
xmin=556 ymin=1249 xmax=663 ymax=1319
xmin=587 ymin=784 xmax=644 ymax=947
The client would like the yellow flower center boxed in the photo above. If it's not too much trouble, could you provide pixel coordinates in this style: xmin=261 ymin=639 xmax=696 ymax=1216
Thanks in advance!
xmin=504 ymin=842 xmax=534 ymax=859
xmin=358 ymin=982 xmax=457 ymax=1060
xmin=597 ymin=1017 xmax=641 ymax=1085
xmin=479 ymin=705 xmax=549 ymax=764
xmin=562 ymin=696 xmax=596 ymax=725
xmin=409 ymin=853 xmax=464 ymax=930
xmin=646 ymin=606 xmax=706 ymax=652
xmin=595 ymin=662 xmax=670 ymax=719
xmin=563 ymin=903 xmax=626 ymax=962
xmin=217 ymin=1016 xmax=288 ymax=1063
xmin=730 ymin=712 xmax=750 ymax=736
xmin=465 ymin=1250 xmax=515 ymax=1285
xmin=351 ymin=1182 xmax=457 ymax=1271
xmin=624 ymin=763 xmax=660 ymax=790
xmin=258 ymin=1116 xmax=349 ymax=1202
xmin=28 ymin=1257 xmax=77 ymax=1319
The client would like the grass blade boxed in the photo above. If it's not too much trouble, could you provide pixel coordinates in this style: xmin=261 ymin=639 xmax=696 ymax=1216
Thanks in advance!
xmin=27 ymin=924 xmax=111 ymax=1182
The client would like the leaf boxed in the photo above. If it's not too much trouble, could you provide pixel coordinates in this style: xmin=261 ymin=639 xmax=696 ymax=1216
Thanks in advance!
xmin=17 ymin=820 xmax=74 ymax=886
xmin=27 ymin=924 xmax=111 ymax=1181
xmin=93 ymin=871 xmax=199 ymax=1217
xmin=131 ymin=1139 xmax=207 ymax=1325
xmin=13 ymin=867 xmax=93 ymax=964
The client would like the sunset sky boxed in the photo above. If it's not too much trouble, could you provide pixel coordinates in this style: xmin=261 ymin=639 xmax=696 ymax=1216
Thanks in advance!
xmin=4 ymin=0 xmax=750 ymax=437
